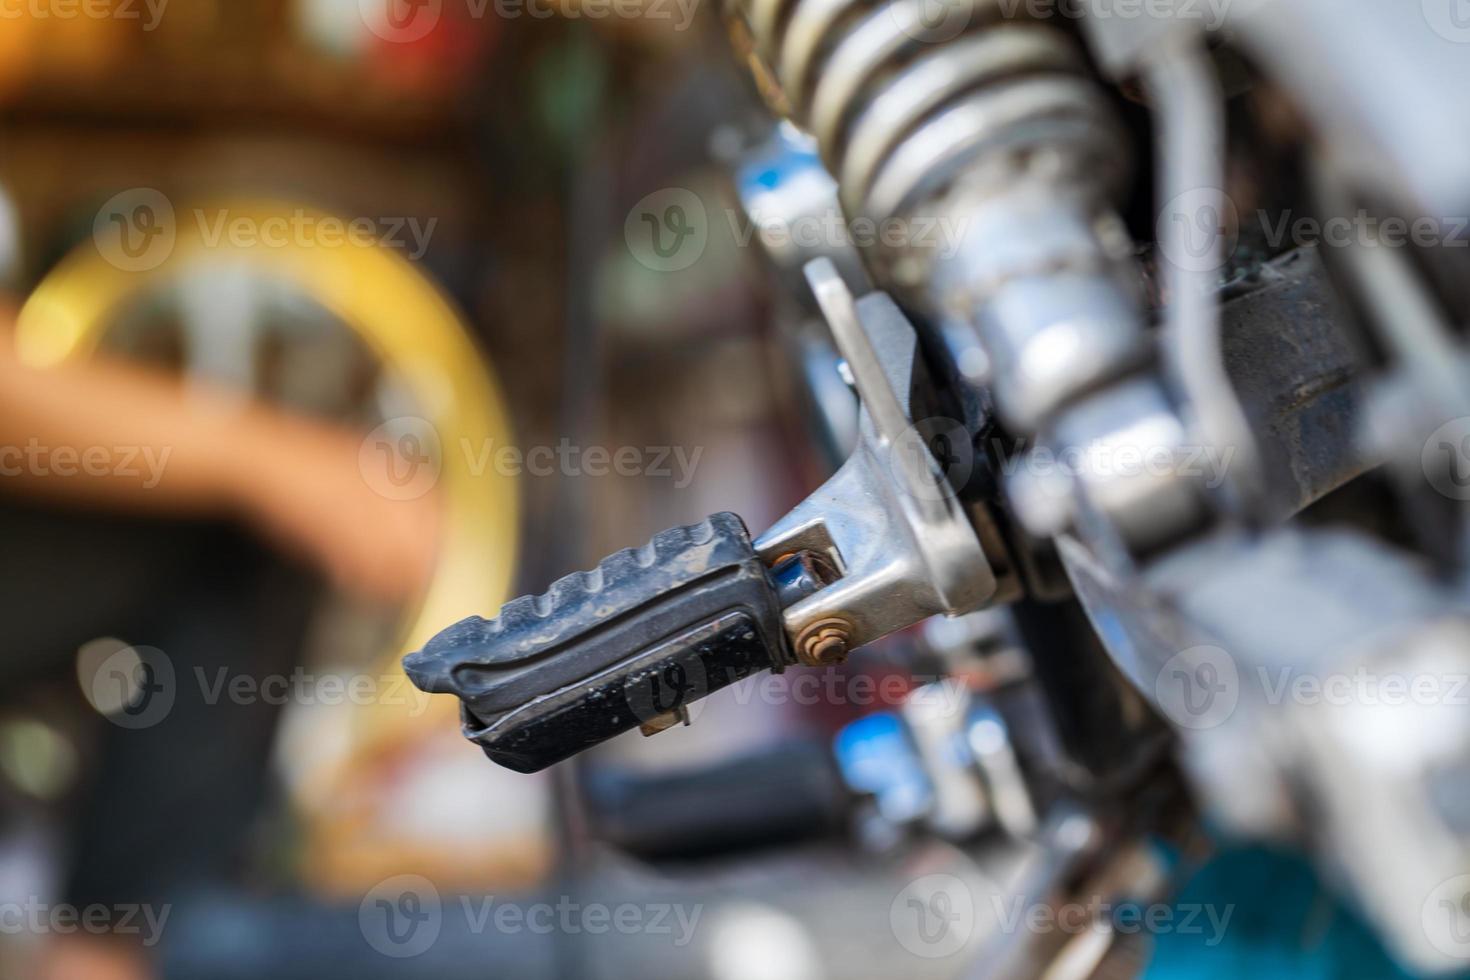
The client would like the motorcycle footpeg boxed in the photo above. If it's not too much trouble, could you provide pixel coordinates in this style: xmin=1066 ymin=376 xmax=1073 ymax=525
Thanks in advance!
xmin=403 ymin=513 xmax=794 ymax=773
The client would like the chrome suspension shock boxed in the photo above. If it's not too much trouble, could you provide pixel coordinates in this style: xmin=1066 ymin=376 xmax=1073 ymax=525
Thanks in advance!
xmin=731 ymin=0 xmax=1211 ymax=554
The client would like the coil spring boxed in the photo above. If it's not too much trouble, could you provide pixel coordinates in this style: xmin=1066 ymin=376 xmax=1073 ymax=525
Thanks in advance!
xmin=734 ymin=0 xmax=1128 ymax=230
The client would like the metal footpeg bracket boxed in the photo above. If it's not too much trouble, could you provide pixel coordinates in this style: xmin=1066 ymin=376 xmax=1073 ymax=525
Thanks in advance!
xmin=755 ymin=259 xmax=998 ymax=658
xmin=404 ymin=260 xmax=996 ymax=772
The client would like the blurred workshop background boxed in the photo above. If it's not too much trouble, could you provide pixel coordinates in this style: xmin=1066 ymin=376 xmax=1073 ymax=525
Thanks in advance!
xmin=0 ymin=3 xmax=839 ymax=978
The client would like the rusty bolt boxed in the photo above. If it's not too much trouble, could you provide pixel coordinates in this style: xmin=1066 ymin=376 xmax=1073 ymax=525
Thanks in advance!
xmin=796 ymin=618 xmax=853 ymax=667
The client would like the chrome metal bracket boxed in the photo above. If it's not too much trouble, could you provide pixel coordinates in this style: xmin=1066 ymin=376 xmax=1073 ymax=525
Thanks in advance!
xmin=755 ymin=259 xmax=997 ymax=660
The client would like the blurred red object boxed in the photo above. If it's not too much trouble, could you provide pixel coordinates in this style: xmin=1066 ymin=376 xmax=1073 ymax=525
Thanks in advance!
xmin=365 ymin=2 xmax=500 ymax=96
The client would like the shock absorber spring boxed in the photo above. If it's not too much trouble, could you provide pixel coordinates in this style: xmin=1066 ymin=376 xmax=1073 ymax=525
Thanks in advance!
xmin=731 ymin=0 xmax=1220 ymax=555
xmin=730 ymin=0 xmax=1149 ymax=433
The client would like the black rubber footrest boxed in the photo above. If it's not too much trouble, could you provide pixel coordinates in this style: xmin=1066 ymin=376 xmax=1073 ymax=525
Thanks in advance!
xmin=404 ymin=513 xmax=790 ymax=773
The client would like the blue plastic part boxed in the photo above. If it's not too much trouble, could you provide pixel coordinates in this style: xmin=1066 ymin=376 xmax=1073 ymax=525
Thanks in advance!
xmin=833 ymin=711 xmax=932 ymax=824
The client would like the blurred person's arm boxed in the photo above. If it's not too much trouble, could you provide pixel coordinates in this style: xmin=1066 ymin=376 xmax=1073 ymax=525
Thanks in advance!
xmin=0 ymin=331 xmax=438 ymax=604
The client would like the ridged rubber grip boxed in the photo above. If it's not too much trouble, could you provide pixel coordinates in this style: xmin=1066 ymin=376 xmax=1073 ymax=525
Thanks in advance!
xmin=403 ymin=513 xmax=791 ymax=773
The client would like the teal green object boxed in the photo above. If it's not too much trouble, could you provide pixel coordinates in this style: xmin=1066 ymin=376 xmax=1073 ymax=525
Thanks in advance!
xmin=1144 ymin=846 xmax=1442 ymax=980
